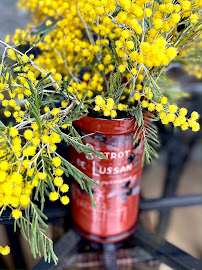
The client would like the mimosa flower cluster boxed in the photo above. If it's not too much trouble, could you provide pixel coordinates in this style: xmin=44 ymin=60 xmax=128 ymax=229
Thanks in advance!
xmin=0 ymin=47 xmax=82 ymax=259
xmin=13 ymin=0 xmax=201 ymax=132
xmin=0 ymin=52 xmax=70 ymax=204
xmin=0 ymin=41 xmax=101 ymax=261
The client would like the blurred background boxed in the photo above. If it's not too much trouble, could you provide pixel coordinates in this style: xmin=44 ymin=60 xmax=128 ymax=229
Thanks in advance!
xmin=0 ymin=0 xmax=201 ymax=269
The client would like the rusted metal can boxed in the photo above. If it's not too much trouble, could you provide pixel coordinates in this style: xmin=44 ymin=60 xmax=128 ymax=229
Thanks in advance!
xmin=70 ymin=116 xmax=146 ymax=243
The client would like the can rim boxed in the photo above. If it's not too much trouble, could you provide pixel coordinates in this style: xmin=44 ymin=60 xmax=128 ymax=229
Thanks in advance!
xmin=73 ymin=116 xmax=139 ymax=135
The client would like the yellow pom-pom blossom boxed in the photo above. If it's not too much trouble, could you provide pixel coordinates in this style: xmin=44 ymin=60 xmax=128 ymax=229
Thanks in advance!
xmin=118 ymin=64 xmax=126 ymax=73
xmin=51 ymin=108 xmax=60 ymax=116
xmin=134 ymin=93 xmax=141 ymax=101
xmin=192 ymin=122 xmax=200 ymax=132
xmin=38 ymin=172 xmax=47 ymax=180
xmin=4 ymin=111 xmax=11 ymax=117
xmin=12 ymin=209 xmax=22 ymax=219
xmin=55 ymin=168 xmax=64 ymax=176
xmin=10 ymin=127 xmax=19 ymax=137
xmin=54 ymin=177 xmax=63 ymax=187
xmin=7 ymin=49 xmax=16 ymax=60
xmin=103 ymin=108 xmax=111 ymax=116
xmin=60 ymin=196 xmax=70 ymax=205
xmin=20 ymin=195 xmax=30 ymax=207
xmin=95 ymin=95 xmax=105 ymax=106
xmin=49 ymin=192 xmax=59 ymax=201
xmin=190 ymin=14 xmax=199 ymax=24
xmin=52 ymin=157 xmax=62 ymax=167
xmin=110 ymin=110 xmax=117 ymax=118
xmin=156 ymin=103 xmax=163 ymax=112
xmin=0 ymin=245 xmax=10 ymax=256
xmin=160 ymin=97 xmax=168 ymax=104
xmin=148 ymin=103 xmax=155 ymax=112
xmin=168 ymin=105 xmax=178 ymax=114
xmin=21 ymin=54 xmax=29 ymax=63
xmin=44 ymin=106 xmax=50 ymax=113
xmin=141 ymin=100 xmax=149 ymax=108
xmin=166 ymin=112 xmax=175 ymax=121
xmin=159 ymin=111 xmax=166 ymax=119
xmin=118 ymin=103 xmax=124 ymax=111
xmin=191 ymin=111 xmax=199 ymax=120
xmin=0 ymin=161 xmax=9 ymax=171
xmin=31 ymin=122 xmax=39 ymax=130
xmin=179 ymin=108 xmax=188 ymax=116
xmin=60 ymin=184 xmax=69 ymax=193
xmin=162 ymin=116 xmax=169 ymax=125
xmin=181 ymin=122 xmax=189 ymax=131
xmin=24 ymin=129 xmax=33 ymax=140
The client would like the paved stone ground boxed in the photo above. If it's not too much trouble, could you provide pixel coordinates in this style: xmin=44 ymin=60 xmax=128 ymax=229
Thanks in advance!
xmin=0 ymin=0 xmax=30 ymax=53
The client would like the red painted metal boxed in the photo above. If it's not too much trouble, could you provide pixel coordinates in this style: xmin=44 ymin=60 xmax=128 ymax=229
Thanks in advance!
xmin=70 ymin=116 xmax=146 ymax=243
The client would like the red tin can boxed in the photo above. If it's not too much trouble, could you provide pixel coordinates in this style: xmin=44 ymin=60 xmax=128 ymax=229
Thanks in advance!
xmin=70 ymin=116 xmax=146 ymax=243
